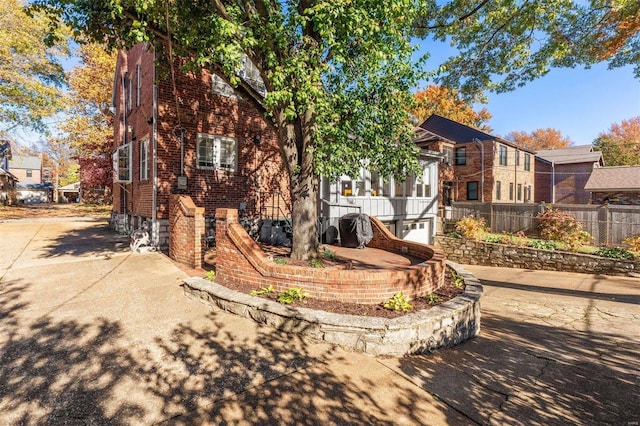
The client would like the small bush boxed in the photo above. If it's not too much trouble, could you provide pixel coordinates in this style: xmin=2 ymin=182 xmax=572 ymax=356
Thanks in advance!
xmin=323 ymin=249 xmax=338 ymax=260
xmin=623 ymin=234 xmax=640 ymax=252
xmin=273 ymin=258 xmax=288 ymax=265
xmin=594 ymin=247 xmax=635 ymax=260
xmin=447 ymin=231 xmax=462 ymax=239
xmin=310 ymin=259 xmax=324 ymax=268
xmin=277 ymin=287 xmax=309 ymax=304
xmin=529 ymin=239 xmax=557 ymax=251
xmin=484 ymin=234 xmax=502 ymax=243
xmin=455 ymin=215 xmax=488 ymax=241
xmin=250 ymin=284 xmax=275 ymax=296
xmin=536 ymin=207 xmax=591 ymax=251
xmin=425 ymin=294 xmax=440 ymax=304
xmin=451 ymin=272 xmax=465 ymax=288
xmin=204 ymin=270 xmax=216 ymax=281
xmin=383 ymin=292 xmax=413 ymax=312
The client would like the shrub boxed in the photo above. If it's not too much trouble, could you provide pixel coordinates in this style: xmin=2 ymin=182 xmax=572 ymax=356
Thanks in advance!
xmin=536 ymin=207 xmax=591 ymax=251
xmin=250 ymin=284 xmax=275 ymax=296
xmin=594 ymin=247 xmax=635 ymax=260
xmin=447 ymin=231 xmax=462 ymax=239
xmin=383 ymin=292 xmax=413 ymax=312
xmin=425 ymin=294 xmax=440 ymax=304
xmin=273 ymin=258 xmax=288 ymax=265
xmin=451 ymin=272 xmax=465 ymax=288
xmin=310 ymin=259 xmax=324 ymax=268
xmin=204 ymin=270 xmax=216 ymax=281
xmin=484 ymin=234 xmax=502 ymax=243
xmin=623 ymin=234 xmax=640 ymax=252
xmin=455 ymin=215 xmax=488 ymax=241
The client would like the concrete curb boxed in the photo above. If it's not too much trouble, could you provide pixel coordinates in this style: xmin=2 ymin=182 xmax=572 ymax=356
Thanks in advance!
xmin=183 ymin=261 xmax=483 ymax=356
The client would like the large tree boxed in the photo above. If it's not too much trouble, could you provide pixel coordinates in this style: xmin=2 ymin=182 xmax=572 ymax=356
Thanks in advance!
xmin=413 ymin=85 xmax=492 ymax=131
xmin=593 ymin=116 xmax=640 ymax=166
xmin=0 ymin=0 xmax=70 ymax=133
xmin=33 ymin=0 xmax=640 ymax=259
xmin=506 ymin=128 xmax=574 ymax=151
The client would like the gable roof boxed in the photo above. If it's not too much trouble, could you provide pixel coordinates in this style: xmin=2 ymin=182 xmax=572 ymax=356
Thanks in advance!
xmin=584 ymin=166 xmax=640 ymax=191
xmin=536 ymin=146 xmax=604 ymax=165
xmin=9 ymin=155 xmax=41 ymax=170
xmin=417 ymin=114 xmax=536 ymax=154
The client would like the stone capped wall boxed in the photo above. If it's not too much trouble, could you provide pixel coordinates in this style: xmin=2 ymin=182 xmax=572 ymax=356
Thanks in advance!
xmin=435 ymin=236 xmax=639 ymax=277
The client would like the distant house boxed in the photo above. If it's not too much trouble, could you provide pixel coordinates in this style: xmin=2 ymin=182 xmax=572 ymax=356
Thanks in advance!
xmin=584 ymin=166 xmax=640 ymax=205
xmin=416 ymin=114 xmax=536 ymax=208
xmin=8 ymin=155 xmax=52 ymax=203
xmin=535 ymin=145 xmax=604 ymax=204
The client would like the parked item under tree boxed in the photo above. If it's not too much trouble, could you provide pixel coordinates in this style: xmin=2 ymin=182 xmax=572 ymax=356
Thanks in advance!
xmin=339 ymin=213 xmax=373 ymax=249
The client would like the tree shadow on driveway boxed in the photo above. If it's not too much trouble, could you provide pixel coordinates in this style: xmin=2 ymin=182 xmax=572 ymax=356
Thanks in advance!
xmin=0 ymin=275 xmax=458 ymax=425
xmin=38 ymin=222 xmax=130 ymax=259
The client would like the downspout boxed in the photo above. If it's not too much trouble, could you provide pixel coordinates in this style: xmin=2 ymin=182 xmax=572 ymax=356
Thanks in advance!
xmin=551 ymin=161 xmax=556 ymax=203
xmin=152 ymin=45 xmax=159 ymax=246
xmin=472 ymin=138 xmax=484 ymax=202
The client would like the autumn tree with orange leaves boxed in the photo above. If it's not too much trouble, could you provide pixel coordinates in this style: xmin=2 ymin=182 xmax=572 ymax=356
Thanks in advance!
xmin=413 ymin=85 xmax=492 ymax=131
xmin=593 ymin=117 xmax=640 ymax=166
xmin=505 ymin=129 xmax=574 ymax=151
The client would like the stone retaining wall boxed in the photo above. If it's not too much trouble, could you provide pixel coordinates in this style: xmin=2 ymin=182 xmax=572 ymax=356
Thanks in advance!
xmin=183 ymin=261 xmax=482 ymax=356
xmin=214 ymin=208 xmax=446 ymax=304
xmin=435 ymin=236 xmax=640 ymax=277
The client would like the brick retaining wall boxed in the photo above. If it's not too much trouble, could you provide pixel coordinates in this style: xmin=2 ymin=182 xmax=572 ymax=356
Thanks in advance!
xmin=169 ymin=195 xmax=205 ymax=269
xmin=214 ymin=208 xmax=446 ymax=304
xmin=435 ymin=236 xmax=639 ymax=277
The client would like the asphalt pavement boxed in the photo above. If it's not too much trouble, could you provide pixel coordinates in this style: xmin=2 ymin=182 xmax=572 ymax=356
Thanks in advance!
xmin=0 ymin=218 xmax=638 ymax=425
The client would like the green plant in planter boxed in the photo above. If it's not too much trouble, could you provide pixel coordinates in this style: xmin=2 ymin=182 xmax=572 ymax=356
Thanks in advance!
xmin=425 ymin=293 xmax=440 ymax=304
xmin=323 ymin=249 xmax=338 ymax=260
xmin=451 ymin=272 xmax=465 ymax=288
xmin=484 ymin=234 xmax=502 ymax=244
xmin=595 ymin=247 xmax=635 ymax=260
xmin=273 ymin=258 xmax=288 ymax=265
xmin=250 ymin=284 xmax=275 ymax=296
xmin=310 ymin=259 xmax=324 ymax=268
xmin=204 ymin=270 xmax=216 ymax=281
xmin=383 ymin=292 xmax=413 ymax=312
xmin=277 ymin=287 xmax=309 ymax=304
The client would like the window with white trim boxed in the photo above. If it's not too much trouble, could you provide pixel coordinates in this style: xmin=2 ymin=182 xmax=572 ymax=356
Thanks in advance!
xmin=211 ymin=74 xmax=236 ymax=98
xmin=136 ymin=63 xmax=141 ymax=107
xmin=197 ymin=134 xmax=237 ymax=172
xmin=139 ymin=137 xmax=149 ymax=181
xmin=113 ymin=143 xmax=132 ymax=183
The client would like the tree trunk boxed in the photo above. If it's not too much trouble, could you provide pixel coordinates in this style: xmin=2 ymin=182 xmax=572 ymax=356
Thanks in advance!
xmin=277 ymin=109 xmax=320 ymax=260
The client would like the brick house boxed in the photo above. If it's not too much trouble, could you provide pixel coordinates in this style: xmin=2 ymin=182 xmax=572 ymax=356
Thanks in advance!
xmin=535 ymin=145 xmax=604 ymax=204
xmin=584 ymin=166 xmax=640 ymax=205
xmin=416 ymin=114 xmax=536 ymax=208
xmin=111 ymin=43 xmax=288 ymax=248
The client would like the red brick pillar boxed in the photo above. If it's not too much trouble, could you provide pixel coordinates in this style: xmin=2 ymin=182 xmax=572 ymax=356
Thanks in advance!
xmin=169 ymin=195 xmax=205 ymax=269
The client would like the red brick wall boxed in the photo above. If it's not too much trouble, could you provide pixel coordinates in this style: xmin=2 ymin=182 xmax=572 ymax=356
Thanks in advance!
xmin=169 ymin=195 xmax=205 ymax=269
xmin=554 ymin=163 xmax=594 ymax=204
xmin=535 ymin=159 xmax=553 ymax=203
xmin=112 ymin=43 xmax=290 ymax=224
xmin=214 ymin=209 xmax=446 ymax=304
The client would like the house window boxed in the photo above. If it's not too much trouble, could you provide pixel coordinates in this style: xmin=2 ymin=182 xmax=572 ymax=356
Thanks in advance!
xmin=136 ymin=63 xmax=141 ymax=107
xmin=499 ymin=145 xmax=507 ymax=166
xmin=415 ymin=168 xmax=431 ymax=198
xmin=509 ymin=182 xmax=514 ymax=200
xmin=113 ymin=143 xmax=132 ymax=183
xmin=495 ymin=181 xmax=501 ymax=201
xmin=525 ymin=185 xmax=532 ymax=202
xmin=517 ymin=183 xmax=522 ymax=201
xmin=455 ymin=147 xmax=466 ymax=165
xmin=371 ymin=171 xmax=381 ymax=196
xmin=515 ymin=149 xmax=520 ymax=166
xmin=212 ymin=74 xmax=236 ymax=97
xmin=394 ymin=178 xmax=405 ymax=197
xmin=467 ymin=181 xmax=479 ymax=201
xmin=126 ymin=75 xmax=132 ymax=112
xmin=26 ymin=169 xmax=32 ymax=178
xmin=342 ymin=169 xmax=365 ymax=196
xmin=139 ymin=137 xmax=149 ymax=181
xmin=524 ymin=154 xmax=531 ymax=171
xmin=443 ymin=146 xmax=454 ymax=165
xmin=197 ymin=134 xmax=237 ymax=172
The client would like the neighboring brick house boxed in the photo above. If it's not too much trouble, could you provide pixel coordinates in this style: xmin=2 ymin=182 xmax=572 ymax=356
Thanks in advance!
xmin=111 ymin=43 xmax=288 ymax=248
xmin=8 ymin=154 xmax=52 ymax=203
xmin=535 ymin=145 xmax=604 ymax=204
xmin=416 ymin=114 xmax=536 ymax=207
xmin=584 ymin=166 xmax=640 ymax=205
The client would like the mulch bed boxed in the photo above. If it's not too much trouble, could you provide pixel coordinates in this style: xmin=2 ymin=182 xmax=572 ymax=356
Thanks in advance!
xmin=206 ymin=244 xmax=464 ymax=319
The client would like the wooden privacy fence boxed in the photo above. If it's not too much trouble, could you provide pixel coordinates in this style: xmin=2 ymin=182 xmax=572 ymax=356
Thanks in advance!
xmin=450 ymin=202 xmax=640 ymax=246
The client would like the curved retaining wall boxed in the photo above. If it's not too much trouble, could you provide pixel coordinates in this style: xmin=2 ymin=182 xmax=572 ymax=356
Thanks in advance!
xmin=435 ymin=236 xmax=640 ymax=277
xmin=183 ymin=261 xmax=483 ymax=356
xmin=214 ymin=208 xmax=446 ymax=304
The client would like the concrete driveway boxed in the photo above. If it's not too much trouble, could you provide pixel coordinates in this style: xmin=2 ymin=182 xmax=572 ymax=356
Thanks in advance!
xmin=0 ymin=218 xmax=638 ymax=425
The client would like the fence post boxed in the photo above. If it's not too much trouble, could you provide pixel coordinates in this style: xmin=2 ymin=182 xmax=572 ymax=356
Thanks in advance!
xmin=597 ymin=205 xmax=608 ymax=246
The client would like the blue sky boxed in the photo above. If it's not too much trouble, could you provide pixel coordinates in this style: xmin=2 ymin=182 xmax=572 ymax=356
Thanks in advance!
xmin=416 ymin=41 xmax=640 ymax=145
